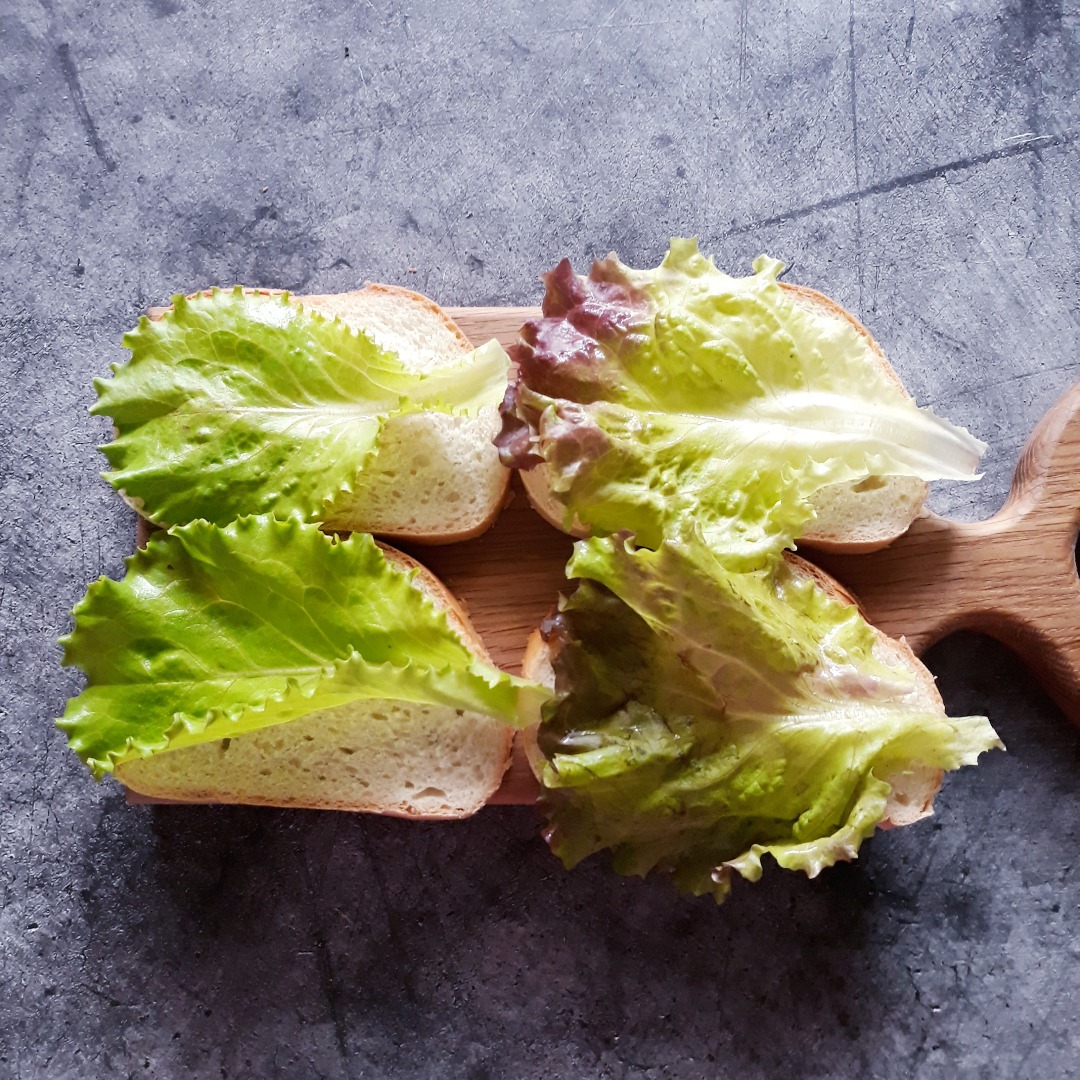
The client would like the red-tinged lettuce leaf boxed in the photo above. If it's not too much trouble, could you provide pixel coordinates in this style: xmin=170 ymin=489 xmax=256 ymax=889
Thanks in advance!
xmin=534 ymin=535 xmax=1002 ymax=902
xmin=497 ymin=240 xmax=985 ymax=564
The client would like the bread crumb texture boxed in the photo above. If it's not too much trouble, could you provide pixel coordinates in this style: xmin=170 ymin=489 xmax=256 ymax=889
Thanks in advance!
xmin=119 ymin=698 xmax=510 ymax=818
xmin=303 ymin=285 xmax=508 ymax=538
xmin=805 ymin=475 xmax=926 ymax=545
xmin=327 ymin=408 xmax=505 ymax=535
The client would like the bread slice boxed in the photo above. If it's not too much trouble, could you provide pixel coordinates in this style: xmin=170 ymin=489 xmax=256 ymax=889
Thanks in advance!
xmin=782 ymin=284 xmax=928 ymax=552
xmin=145 ymin=284 xmax=510 ymax=544
xmin=518 ymin=281 xmax=928 ymax=554
xmin=117 ymin=546 xmax=513 ymax=819
xmin=518 ymin=553 xmax=944 ymax=829
xmin=302 ymin=285 xmax=510 ymax=542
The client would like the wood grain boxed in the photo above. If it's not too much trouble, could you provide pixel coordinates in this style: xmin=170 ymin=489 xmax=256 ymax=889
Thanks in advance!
xmin=128 ymin=306 xmax=1080 ymax=814
xmin=446 ymin=305 xmax=538 ymax=351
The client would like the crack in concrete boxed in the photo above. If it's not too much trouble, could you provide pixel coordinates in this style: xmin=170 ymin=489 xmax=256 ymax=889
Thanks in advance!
xmin=56 ymin=43 xmax=117 ymax=174
xmin=722 ymin=131 xmax=1073 ymax=236
xmin=847 ymin=0 xmax=865 ymax=311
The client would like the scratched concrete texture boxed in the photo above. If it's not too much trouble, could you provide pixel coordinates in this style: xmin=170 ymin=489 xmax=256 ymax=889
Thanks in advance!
xmin=1 ymin=0 xmax=1078 ymax=1077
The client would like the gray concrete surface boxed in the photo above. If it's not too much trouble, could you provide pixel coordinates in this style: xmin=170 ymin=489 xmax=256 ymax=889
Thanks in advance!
xmin=2 ymin=1 xmax=1079 ymax=1077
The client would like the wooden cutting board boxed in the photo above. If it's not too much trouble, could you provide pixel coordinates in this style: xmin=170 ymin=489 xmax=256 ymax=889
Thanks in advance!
xmin=128 ymin=306 xmax=1080 ymax=809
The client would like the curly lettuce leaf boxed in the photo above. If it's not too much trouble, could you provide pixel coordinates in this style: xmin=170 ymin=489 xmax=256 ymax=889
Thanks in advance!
xmin=536 ymin=535 xmax=1002 ymax=901
xmin=94 ymin=288 xmax=510 ymax=526
xmin=59 ymin=516 xmax=546 ymax=779
xmin=498 ymin=240 xmax=985 ymax=564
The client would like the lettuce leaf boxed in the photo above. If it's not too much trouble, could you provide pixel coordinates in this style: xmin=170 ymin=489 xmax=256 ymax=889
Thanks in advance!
xmin=536 ymin=535 xmax=1002 ymax=901
xmin=498 ymin=240 xmax=985 ymax=565
xmin=94 ymin=289 xmax=510 ymax=527
xmin=59 ymin=516 xmax=546 ymax=779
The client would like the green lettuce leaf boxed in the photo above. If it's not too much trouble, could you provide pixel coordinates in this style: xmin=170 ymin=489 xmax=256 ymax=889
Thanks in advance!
xmin=59 ymin=515 xmax=547 ymax=779
xmin=536 ymin=535 xmax=1002 ymax=901
xmin=498 ymin=240 xmax=985 ymax=565
xmin=94 ymin=288 xmax=510 ymax=527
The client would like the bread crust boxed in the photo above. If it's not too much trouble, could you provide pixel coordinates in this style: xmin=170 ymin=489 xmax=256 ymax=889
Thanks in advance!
xmin=119 ymin=542 xmax=514 ymax=819
xmin=363 ymin=481 xmax=512 ymax=547
xmin=518 ymin=553 xmax=943 ymax=829
xmin=151 ymin=284 xmax=474 ymax=357
xmin=377 ymin=544 xmax=494 ymax=663
xmin=519 ymin=466 xmax=588 ymax=537
xmin=513 ymin=280 xmax=928 ymax=552
xmin=302 ymin=282 xmax=475 ymax=353
xmin=519 ymin=630 xmax=552 ymax=785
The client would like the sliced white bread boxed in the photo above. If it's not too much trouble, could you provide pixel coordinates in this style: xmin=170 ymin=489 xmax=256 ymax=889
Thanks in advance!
xmin=518 ymin=553 xmax=943 ymax=829
xmin=147 ymin=284 xmax=510 ymax=544
xmin=117 ymin=546 xmax=513 ymax=819
xmin=782 ymin=284 xmax=928 ymax=552
xmin=302 ymin=285 xmax=509 ymax=542
xmin=519 ymin=281 xmax=928 ymax=554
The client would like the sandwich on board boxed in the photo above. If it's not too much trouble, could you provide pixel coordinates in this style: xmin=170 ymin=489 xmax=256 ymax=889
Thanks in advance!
xmin=497 ymin=240 xmax=982 ymax=555
xmin=60 ymin=515 xmax=546 ymax=818
xmin=97 ymin=283 xmax=512 ymax=543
